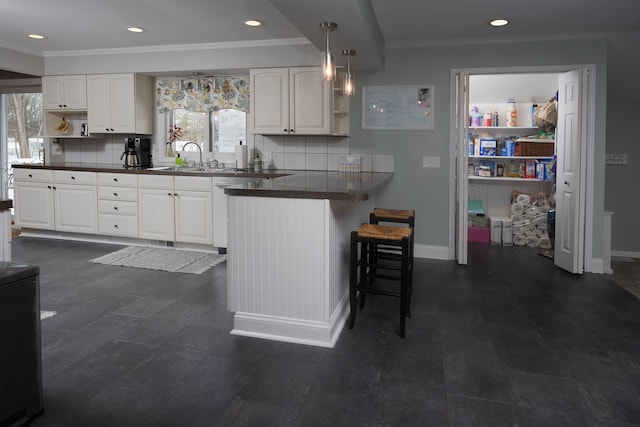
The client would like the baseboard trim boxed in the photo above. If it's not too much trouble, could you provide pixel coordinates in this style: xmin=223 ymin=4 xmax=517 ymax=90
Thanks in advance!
xmin=612 ymin=250 xmax=640 ymax=259
xmin=414 ymin=243 xmax=450 ymax=260
xmin=230 ymin=295 xmax=350 ymax=348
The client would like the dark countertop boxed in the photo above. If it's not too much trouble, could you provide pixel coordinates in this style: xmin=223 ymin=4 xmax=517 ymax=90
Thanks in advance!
xmin=12 ymin=163 xmax=288 ymax=178
xmin=13 ymin=163 xmax=393 ymax=201
xmin=0 ymin=199 xmax=12 ymax=211
xmin=223 ymin=171 xmax=393 ymax=201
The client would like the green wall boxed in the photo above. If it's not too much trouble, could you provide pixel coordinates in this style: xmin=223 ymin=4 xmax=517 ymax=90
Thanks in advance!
xmin=350 ymin=39 xmax=608 ymax=260
xmin=605 ymin=101 xmax=640 ymax=254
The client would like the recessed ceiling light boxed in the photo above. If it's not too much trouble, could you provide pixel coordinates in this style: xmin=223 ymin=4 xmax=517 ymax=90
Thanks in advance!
xmin=127 ymin=27 xmax=147 ymax=33
xmin=489 ymin=19 xmax=509 ymax=27
xmin=244 ymin=19 xmax=262 ymax=27
xmin=28 ymin=34 xmax=47 ymax=40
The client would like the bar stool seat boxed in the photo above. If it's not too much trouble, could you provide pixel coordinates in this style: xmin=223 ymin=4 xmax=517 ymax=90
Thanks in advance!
xmin=348 ymin=223 xmax=413 ymax=338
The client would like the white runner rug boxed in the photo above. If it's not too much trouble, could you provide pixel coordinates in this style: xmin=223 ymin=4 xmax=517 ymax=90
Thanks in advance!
xmin=89 ymin=246 xmax=226 ymax=274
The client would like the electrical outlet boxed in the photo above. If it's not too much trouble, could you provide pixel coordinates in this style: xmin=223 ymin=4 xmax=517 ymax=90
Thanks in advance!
xmin=263 ymin=152 xmax=272 ymax=161
xmin=423 ymin=156 xmax=440 ymax=168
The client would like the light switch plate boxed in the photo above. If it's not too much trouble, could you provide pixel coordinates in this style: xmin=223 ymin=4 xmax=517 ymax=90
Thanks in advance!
xmin=605 ymin=154 xmax=628 ymax=165
xmin=423 ymin=156 xmax=440 ymax=168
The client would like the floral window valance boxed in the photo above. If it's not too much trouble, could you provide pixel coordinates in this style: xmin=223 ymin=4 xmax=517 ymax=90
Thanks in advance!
xmin=155 ymin=76 xmax=250 ymax=113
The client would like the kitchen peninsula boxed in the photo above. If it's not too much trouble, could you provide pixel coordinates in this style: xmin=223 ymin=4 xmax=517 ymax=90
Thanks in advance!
xmin=12 ymin=163 xmax=392 ymax=347
xmin=224 ymin=170 xmax=392 ymax=347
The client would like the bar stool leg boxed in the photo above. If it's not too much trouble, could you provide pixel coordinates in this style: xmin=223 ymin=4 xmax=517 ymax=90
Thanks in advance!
xmin=399 ymin=237 xmax=409 ymax=338
xmin=348 ymin=231 xmax=358 ymax=329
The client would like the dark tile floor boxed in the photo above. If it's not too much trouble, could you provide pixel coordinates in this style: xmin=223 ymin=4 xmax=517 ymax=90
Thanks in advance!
xmin=11 ymin=236 xmax=640 ymax=427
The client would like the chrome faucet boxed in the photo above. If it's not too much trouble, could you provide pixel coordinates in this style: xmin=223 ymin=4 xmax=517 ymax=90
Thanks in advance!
xmin=182 ymin=141 xmax=203 ymax=169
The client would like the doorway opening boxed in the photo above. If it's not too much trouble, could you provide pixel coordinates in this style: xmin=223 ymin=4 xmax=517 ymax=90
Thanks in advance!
xmin=449 ymin=65 xmax=596 ymax=274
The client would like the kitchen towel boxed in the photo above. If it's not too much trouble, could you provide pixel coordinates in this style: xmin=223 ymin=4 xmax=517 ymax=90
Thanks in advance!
xmin=235 ymin=144 xmax=248 ymax=169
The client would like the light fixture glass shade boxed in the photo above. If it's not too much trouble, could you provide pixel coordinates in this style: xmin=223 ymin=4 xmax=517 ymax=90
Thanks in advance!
xmin=322 ymin=51 xmax=336 ymax=81
xmin=341 ymin=49 xmax=356 ymax=96
xmin=319 ymin=22 xmax=337 ymax=81
xmin=343 ymin=73 xmax=355 ymax=96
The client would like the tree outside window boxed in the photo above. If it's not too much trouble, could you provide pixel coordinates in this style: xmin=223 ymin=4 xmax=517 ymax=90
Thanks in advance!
xmin=7 ymin=93 xmax=43 ymax=164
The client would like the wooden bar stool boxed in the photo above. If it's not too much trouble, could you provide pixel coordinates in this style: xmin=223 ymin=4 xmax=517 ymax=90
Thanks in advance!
xmin=348 ymin=223 xmax=413 ymax=338
xmin=368 ymin=208 xmax=415 ymax=315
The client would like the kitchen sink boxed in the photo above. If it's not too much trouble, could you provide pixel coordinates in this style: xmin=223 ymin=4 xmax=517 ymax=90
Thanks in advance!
xmin=146 ymin=166 xmax=236 ymax=173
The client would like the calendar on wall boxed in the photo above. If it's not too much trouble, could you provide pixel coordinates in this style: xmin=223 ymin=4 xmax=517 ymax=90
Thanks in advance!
xmin=362 ymin=85 xmax=433 ymax=130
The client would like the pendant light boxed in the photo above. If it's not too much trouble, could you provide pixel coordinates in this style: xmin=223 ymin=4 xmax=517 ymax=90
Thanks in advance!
xmin=319 ymin=22 xmax=338 ymax=81
xmin=342 ymin=49 xmax=356 ymax=96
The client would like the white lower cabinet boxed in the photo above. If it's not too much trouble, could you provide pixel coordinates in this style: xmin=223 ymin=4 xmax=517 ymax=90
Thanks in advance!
xmin=97 ymin=173 xmax=139 ymax=237
xmin=15 ymin=168 xmax=214 ymax=246
xmin=52 ymin=171 xmax=98 ymax=234
xmin=13 ymin=169 xmax=55 ymax=230
xmin=13 ymin=169 xmax=97 ymax=233
xmin=138 ymin=175 xmax=213 ymax=245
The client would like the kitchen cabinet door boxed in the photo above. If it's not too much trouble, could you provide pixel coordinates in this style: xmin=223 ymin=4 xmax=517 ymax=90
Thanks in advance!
xmin=87 ymin=74 xmax=112 ymax=133
xmin=87 ymin=74 xmax=153 ymax=134
xmin=250 ymin=67 xmax=338 ymax=135
xmin=13 ymin=182 xmax=54 ymax=230
xmin=138 ymin=188 xmax=175 ymax=241
xmin=251 ymin=68 xmax=290 ymax=135
xmin=174 ymin=190 xmax=213 ymax=245
xmin=109 ymin=74 xmax=137 ymax=133
xmin=53 ymin=184 xmax=98 ymax=234
xmin=290 ymin=67 xmax=331 ymax=135
xmin=42 ymin=75 xmax=87 ymax=110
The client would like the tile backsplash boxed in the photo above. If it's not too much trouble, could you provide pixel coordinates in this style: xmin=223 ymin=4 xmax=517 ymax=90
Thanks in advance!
xmin=253 ymin=135 xmax=394 ymax=172
xmin=49 ymin=134 xmax=395 ymax=173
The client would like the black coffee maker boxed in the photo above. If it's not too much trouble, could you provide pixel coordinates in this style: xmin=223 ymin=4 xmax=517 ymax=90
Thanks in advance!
xmin=135 ymin=138 xmax=152 ymax=168
xmin=121 ymin=138 xmax=140 ymax=168
xmin=121 ymin=138 xmax=152 ymax=168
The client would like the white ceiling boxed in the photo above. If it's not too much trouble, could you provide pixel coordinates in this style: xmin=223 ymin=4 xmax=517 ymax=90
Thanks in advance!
xmin=1 ymin=0 xmax=639 ymax=99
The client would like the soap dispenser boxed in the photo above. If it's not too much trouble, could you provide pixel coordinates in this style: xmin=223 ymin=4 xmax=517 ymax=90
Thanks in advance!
xmin=175 ymin=153 xmax=183 ymax=167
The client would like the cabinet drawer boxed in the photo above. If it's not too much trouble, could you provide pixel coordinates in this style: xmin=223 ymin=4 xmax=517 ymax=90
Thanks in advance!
xmin=53 ymin=170 xmax=97 ymax=185
xmin=98 ymin=186 xmax=138 ymax=202
xmin=98 ymin=173 xmax=137 ymax=187
xmin=13 ymin=168 xmax=53 ymax=183
xmin=98 ymin=200 xmax=137 ymax=215
xmin=98 ymin=214 xmax=138 ymax=237
xmin=174 ymin=176 xmax=212 ymax=192
xmin=138 ymin=174 xmax=173 ymax=189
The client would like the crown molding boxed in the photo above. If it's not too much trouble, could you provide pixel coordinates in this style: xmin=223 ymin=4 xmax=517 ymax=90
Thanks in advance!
xmin=43 ymin=38 xmax=311 ymax=58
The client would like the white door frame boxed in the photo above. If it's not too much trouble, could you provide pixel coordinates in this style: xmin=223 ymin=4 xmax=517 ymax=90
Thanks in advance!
xmin=448 ymin=64 xmax=597 ymax=272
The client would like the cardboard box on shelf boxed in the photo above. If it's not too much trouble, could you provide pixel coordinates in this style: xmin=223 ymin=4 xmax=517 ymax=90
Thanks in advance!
xmin=501 ymin=216 xmax=513 ymax=246
xmin=490 ymin=217 xmax=502 ymax=245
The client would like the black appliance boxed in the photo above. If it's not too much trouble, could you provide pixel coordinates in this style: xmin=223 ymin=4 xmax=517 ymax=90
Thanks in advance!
xmin=135 ymin=137 xmax=152 ymax=168
xmin=0 ymin=262 xmax=43 ymax=427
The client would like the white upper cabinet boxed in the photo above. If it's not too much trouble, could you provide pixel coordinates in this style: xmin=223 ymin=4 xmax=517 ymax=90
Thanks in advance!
xmin=251 ymin=67 xmax=346 ymax=136
xmin=42 ymin=75 xmax=87 ymax=110
xmin=251 ymin=68 xmax=289 ymax=135
xmin=87 ymin=73 xmax=153 ymax=134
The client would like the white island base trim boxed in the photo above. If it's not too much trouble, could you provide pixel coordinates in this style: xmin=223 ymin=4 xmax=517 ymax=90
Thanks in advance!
xmin=231 ymin=291 xmax=350 ymax=348
xmin=227 ymin=196 xmax=374 ymax=347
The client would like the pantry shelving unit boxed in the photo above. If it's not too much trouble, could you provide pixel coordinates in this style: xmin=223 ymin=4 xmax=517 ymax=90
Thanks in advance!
xmin=467 ymin=73 xmax=559 ymax=218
